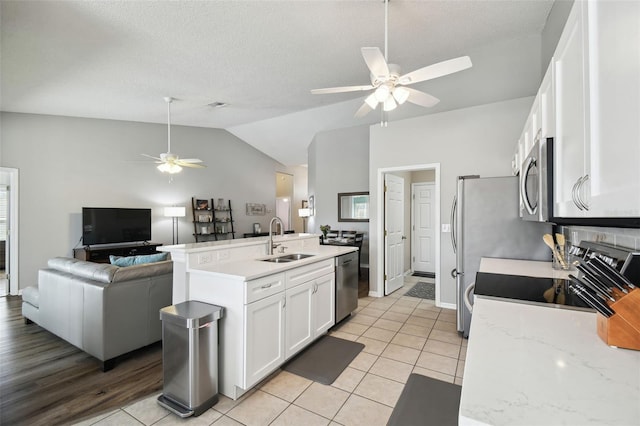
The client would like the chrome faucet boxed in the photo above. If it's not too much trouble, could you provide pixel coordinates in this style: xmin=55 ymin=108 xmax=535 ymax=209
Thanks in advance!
xmin=268 ymin=216 xmax=284 ymax=255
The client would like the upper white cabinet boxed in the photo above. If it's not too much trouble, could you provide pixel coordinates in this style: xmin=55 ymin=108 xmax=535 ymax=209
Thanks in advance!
xmin=553 ymin=0 xmax=640 ymax=218
xmin=553 ymin=0 xmax=590 ymax=217
xmin=586 ymin=0 xmax=640 ymax=216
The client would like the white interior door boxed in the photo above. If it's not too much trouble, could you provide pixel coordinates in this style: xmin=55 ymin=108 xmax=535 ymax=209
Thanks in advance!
xmin=275 ymin=197 xmax=290 ymax=231
xmin=412 ymin=182 xmax=436 ymax=274
xmin=385 ymin=174 xmax=404 ymax=295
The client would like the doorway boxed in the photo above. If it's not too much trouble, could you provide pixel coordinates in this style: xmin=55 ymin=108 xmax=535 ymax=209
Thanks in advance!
xmin=275 ymin=172 xmax=293 ymax=232
xmin=412 ymin=182 xmax=436 ymax=276
xmin=0 ymin=168 xmax=18 ymax=296
xmin=378 ymin=164 xmax=441 ymax=303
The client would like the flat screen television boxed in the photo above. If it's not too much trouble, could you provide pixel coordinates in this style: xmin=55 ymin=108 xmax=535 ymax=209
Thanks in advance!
xmin=82 ymin=207 xmax=152 ymax=246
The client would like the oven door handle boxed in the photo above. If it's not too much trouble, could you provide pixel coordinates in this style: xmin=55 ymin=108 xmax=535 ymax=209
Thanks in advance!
xmin=464 ymin=282 xmax=475 ymax=314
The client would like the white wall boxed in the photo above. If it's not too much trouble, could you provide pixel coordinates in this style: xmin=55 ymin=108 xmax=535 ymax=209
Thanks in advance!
xmin=0 ymin=112 xmax=304 ymax=290
xmin=369 ymin=97 xmax=534 ymax=302
xmin=307 ymin=125 xmax=370 ymax=265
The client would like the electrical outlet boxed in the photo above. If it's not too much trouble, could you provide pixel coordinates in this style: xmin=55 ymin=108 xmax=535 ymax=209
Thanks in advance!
xmin=198 ymin=253 xmax=213 ymax=264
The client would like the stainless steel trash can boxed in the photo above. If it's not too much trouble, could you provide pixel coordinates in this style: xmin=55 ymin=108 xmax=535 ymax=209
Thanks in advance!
xmin=157 ymin=301 xmax=224 ymax=418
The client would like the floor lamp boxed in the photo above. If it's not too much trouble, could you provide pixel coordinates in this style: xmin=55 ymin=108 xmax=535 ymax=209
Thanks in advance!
xmin=164 ymin=206 xmax=186 ymax=244
xmin=298 ymin=208 xmax=310 ymax=233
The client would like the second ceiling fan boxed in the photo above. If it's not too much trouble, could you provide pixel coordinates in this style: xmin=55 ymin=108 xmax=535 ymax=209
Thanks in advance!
xmin=311 ymin=0 xmax=472 ymax=118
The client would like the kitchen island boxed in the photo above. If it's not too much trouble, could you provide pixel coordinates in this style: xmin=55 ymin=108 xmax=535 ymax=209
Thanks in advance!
xmin=159 ymin=234 xmax=358 ymax=400
xmin=459 ymin=259 xmax=640 ymax=425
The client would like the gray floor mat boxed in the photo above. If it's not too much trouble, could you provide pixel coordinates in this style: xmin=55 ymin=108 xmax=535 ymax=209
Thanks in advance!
xmin=387 ymin=373 xmax=462 ymax=426
xmin=283 ymin=335 xmax=364 ymax=385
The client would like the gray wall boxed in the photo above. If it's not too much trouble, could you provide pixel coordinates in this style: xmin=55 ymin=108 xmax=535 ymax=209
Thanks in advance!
xmin=369 ymin=97 xmax=534 ymax=302
xmin=307 ymin=125 xmax=370 ymax=266
xmin=0 ymin=112 xmax=304 ymax=290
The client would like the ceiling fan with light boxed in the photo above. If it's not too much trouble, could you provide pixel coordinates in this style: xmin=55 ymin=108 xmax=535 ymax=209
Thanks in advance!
xmin=142 ymin=97 xmax=205 ymax=174
xmin=311 ymin=0 xmax=472 ymax=119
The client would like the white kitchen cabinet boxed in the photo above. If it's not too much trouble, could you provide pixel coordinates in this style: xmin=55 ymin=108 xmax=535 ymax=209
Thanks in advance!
xmin=285 ymin=271 xmax=336 ymax=359
xmin=553 ymin=0 xmax=640 ymax=218
xmin=244 ymin=292 xmax=285 ymax=389
xmin=585 ymin=0 xmax=640 ymax=216
xmin=553 ymin=0 xmax=590 ymax=217
xmin=187 ymin=256 xmax=341 ymax=400
xmin=313 ymin=272 xmax=335 ymax=335
xmin=284 ymin=280 xmax=313 ymax=358
xmin=539 ymin=63 xmax=554 ymax=139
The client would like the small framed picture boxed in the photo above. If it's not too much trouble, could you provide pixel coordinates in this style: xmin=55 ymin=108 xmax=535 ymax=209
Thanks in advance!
xmin=246 ymin=203 xmax=266 ymax=216
xmin=196 ymin=199 xmax=209 ymax=210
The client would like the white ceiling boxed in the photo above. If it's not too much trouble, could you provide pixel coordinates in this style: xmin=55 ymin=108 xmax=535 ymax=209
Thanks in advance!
xmin=1 ymin=0 xmax=554 ymax=166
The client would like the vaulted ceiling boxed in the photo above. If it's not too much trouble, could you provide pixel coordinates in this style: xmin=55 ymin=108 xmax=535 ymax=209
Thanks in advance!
xmin=1 ymin=1 xmax=554 ymax=165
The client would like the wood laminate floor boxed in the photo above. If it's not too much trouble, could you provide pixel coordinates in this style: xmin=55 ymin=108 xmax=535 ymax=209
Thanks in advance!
xmin=0 ymin=296 xmax=163 ymax=426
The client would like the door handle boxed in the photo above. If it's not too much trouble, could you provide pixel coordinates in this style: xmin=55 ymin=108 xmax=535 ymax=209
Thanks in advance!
xmin=520 ymin=156 xmax=536 ymax=215
xmin=571 ymin=178 xmax=583 ymax=210
xmin=451 ymin=268 xmax=459 ymax=279
xmin=401 ymin=236 xmax=407 ymax=240
xmin=450 ymin=195 xmax=457 ymax=253
xmin=577 ymin=174 xmax=590 ymax=211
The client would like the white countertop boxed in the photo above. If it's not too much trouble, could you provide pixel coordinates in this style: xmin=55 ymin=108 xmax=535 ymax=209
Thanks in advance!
xmin=159 ymin=233 xmax=319 ymax=254
xmin=460 ymin=259 xmax=640 ymax=425
xmin=187 ymin=244 xmax=357 ymax=281
xmin=479 ymin=257 xmax=574 ymax=279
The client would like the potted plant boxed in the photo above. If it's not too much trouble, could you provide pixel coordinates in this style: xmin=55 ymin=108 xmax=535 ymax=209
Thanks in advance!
xmin=320 ymin=224 xmax=331 ymax=241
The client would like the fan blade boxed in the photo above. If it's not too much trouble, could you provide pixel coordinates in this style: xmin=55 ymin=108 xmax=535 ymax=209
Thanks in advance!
xmin=399 ymin=56 xmax=472 ymax=85
xmin=177 ymin=161 xmax=206 ymax=168
xmin=311 ymin=85 xmax=374 ymax=95
xmin=405 ymin=88 xmax=440 ymax=108
xmin=141 ymin=153 xmax=162 ymax=161
xmin=361 ymin=47 xmax=390 ymax=79
xmin=354 ymin=102 xmax=373 ymax=118
xmin=177 ymin=158 xmax=203 ymax=163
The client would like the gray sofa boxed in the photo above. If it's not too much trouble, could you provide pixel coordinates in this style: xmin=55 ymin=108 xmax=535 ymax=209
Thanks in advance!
xmin=22 ymin=256 xmax=173 ymax=371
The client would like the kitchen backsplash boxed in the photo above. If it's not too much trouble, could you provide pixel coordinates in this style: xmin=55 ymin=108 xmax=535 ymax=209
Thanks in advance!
xmin=560 ymin=226 xmax=640 ymax=251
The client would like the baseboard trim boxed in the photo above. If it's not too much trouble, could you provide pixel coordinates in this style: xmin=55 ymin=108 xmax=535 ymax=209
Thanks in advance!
xmin=438 ymin=302 xmax=457 ymax=310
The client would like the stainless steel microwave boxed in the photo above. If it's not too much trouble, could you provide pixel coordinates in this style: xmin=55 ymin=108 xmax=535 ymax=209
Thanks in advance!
xmin=520 ymin=137 xmax=553 ymax=222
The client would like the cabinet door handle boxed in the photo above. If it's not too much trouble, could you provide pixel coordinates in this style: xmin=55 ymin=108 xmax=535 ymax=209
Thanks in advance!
xmin=261 ymin=283 xmax=272 ymax=289
xmin=571 ymin=178 xmax=583 ymax=210
xmin=578 ymin=174 xmax=590 ymax=211
xmin=282 ymin=297 xmax=286 ymax=309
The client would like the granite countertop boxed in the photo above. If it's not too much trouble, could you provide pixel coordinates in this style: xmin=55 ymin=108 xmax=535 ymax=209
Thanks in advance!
xmin=459 ymin=258 xmax=640 ymax=425
xmin=186 ymin=244 xmax=357 ymax=281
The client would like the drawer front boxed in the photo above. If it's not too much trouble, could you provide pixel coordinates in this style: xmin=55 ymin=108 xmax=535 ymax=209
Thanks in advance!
xmin=285 ymin=259 xmax=334 ymax=289
xmin=245 ymin=273 xmax=285 ymax=304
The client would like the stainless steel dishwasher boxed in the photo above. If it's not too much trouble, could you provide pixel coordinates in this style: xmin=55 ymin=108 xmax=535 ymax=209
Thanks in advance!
xmin=335 ymin=251 xmax=358 ymax=323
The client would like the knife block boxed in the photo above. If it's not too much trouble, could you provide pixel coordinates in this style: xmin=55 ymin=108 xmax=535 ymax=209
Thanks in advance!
xmin=596 ymin=288 xmax=640 ymax=350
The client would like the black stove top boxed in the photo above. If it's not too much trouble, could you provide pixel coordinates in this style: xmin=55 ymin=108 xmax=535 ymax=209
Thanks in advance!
xmin=474 ymin=272 xmax=593 ymax=311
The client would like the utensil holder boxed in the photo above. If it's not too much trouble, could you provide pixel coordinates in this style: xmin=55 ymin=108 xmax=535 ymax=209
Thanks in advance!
xmin=596 ymin=288 xmax=640 ymax=350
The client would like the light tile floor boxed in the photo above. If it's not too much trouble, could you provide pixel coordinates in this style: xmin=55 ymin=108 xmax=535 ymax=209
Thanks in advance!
xmin=75 ymin=275 xmax=466 ymax=426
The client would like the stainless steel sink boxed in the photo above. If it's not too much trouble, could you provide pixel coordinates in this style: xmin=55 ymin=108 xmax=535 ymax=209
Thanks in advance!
xmin=262 ymin=257 xmax=294 ymax=263
xmin=261 ymin=253 xmax=315 ymax=263
xmin=277 ymin=253 xmax=315 ymax=261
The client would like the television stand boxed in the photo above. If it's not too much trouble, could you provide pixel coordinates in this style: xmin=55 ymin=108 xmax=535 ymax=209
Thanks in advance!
xmin=73 ymin=242 xmax=163 ymax=264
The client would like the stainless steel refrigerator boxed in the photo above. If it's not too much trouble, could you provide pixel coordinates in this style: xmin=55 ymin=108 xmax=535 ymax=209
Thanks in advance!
xmin=451 ymin=176 xmax=551 ymax=337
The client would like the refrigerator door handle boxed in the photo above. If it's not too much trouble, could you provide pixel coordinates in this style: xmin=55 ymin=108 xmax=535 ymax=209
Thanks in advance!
xmin=450 ymin=194 xmax=457 ymax=253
